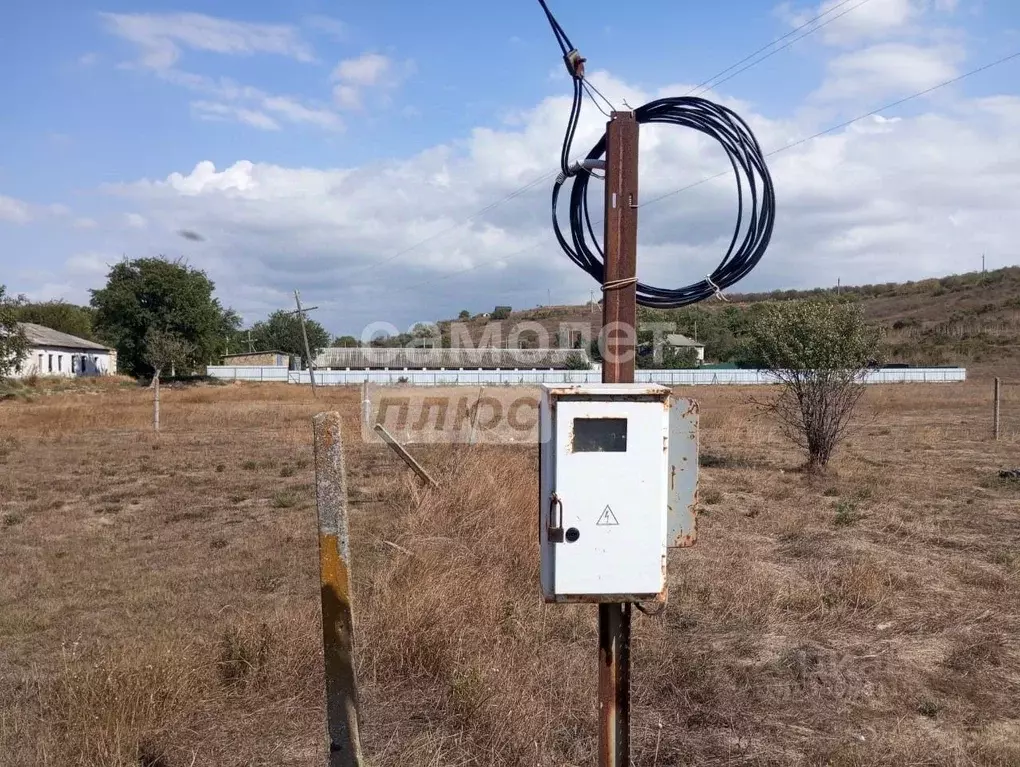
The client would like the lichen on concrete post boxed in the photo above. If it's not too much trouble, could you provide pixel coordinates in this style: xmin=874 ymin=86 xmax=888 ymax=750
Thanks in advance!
xmin=312 ymin=411 xmax=363 ymax=767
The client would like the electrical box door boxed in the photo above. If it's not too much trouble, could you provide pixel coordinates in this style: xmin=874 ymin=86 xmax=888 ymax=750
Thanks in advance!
xmin=539 ymin=384 xmax=670 ymax=602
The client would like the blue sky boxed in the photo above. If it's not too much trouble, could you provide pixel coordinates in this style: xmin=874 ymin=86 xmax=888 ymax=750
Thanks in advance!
xmin=2 ymin=0 xmax=1019 ymax=336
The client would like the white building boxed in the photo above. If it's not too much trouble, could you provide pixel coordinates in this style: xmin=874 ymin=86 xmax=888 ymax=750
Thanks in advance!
xmin=11 ymin=323 xmax=117 ymax=378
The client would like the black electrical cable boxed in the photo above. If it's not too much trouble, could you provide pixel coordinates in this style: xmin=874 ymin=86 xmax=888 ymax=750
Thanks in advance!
xmin=552 ymin=96 xmax=776 ymax=309
xmin=536 ymin=0 xmax=587 ymax=177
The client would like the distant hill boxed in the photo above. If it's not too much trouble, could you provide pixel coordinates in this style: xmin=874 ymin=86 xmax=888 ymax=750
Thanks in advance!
xmin=444 ymin=267 xmax=1020 ymax=377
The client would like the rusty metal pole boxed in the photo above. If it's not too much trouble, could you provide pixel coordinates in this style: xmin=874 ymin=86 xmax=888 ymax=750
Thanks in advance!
xmin=312 ymin=412 xmax=364 ymax=767
xmin=599 ymin=110 xmax=639 ymax=767
xmin=994 ymin=377 xmax=1001 ymax=441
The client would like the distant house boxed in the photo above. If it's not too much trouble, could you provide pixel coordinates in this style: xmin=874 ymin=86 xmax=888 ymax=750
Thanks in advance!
xmin=11 ymin=323 xmax=117 ymax=378
xmin=665 ymin=333 xmax=706 ymax=363
xmin=221 ymin=351 xmax=297 ymax=368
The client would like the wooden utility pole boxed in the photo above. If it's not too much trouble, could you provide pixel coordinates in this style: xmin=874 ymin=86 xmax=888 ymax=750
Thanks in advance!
xmin=598 ymin=110 xmax=639 ymax=767
xmin=287 ymin=290 xmax=319 ymax=396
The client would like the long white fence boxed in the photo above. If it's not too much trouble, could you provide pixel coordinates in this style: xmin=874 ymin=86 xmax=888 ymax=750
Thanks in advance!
xmin=206 ymin=365 xmax=967 ymax=386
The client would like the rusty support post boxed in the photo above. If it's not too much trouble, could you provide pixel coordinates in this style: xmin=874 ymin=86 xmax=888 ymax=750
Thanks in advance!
xmin=598 ymin=111 xmax=639 ymax=767
xmin=994 ymin=377 xmax=1001 ymax=440
xmin=312 ymin=412 xmax=364 ymax=767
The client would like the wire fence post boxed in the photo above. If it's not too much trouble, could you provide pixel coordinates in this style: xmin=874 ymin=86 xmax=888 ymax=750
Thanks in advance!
xmin=994 ymin=377 xmax=1001 ymax=441
xmin=152 ymin=373 xmax=160 ymax=435
xmin=312 ymin=412 xmax=364 ymax=767
xmin=598 ymin=109 xmax=639 ymax=767
xmin=361 ymin=380 xmax=371 ymax=429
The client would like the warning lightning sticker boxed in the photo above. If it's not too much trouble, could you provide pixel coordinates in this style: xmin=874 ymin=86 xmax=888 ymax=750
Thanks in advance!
xmin=595 ymin=505 xmax=619 ymax=526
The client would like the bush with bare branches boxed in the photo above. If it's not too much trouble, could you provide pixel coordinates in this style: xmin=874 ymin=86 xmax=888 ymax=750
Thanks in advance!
xmin=746 ymin=299 xmax=880 ymax=469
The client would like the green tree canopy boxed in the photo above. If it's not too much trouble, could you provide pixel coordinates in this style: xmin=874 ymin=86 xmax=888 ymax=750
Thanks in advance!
xmin=0 ymin=286 xmax=29 ymax=379
xmin=249 ymin=310 xmax=330 ymax=363
xmin=12 ymin=300 xmax=98 ymax=342
xmin=332 ymin=335 xmax=360 ymax=347
xmin=90 ymin=257 xmax=240 ymax=376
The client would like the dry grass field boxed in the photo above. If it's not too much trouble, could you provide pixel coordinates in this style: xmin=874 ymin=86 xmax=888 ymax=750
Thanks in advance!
xmin=1 ymin=377 xmax=1019 ymax=766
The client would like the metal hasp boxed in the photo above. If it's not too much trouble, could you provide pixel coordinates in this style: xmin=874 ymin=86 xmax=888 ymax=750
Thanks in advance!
xmin=600 ymin=110 xmax=639 ymax=767
xmin=312 ymin=412 xmax=364 ymax=767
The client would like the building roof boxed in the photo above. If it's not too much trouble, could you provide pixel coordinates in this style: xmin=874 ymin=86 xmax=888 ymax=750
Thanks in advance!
xmin=19 ymin=323 xmax=111 ymax=351
xmin=665 ymin=333 xmax=705 ymax=348
xmin=314 ymin=346 xmax=590 ymax=370
xmin=223 ymin=350 xmax=293 ymax=358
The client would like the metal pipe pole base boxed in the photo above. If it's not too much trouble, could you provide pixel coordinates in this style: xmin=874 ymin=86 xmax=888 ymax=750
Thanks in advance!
xmin=598 ymin=602 xmax=631 ymax=766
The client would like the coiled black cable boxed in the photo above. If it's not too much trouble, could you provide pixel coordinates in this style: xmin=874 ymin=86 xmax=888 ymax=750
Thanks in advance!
xmin=551 ymin=96 xmax=776 ymax=309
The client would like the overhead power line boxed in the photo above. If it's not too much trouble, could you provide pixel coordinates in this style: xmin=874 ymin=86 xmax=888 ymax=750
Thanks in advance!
xmin=689 ymin=0 xmax=874 ymax=97
xmin=389 ymin=48 xmax=1020 ymax=299
xmin=339 ymin=1 xmax=872 ymax=281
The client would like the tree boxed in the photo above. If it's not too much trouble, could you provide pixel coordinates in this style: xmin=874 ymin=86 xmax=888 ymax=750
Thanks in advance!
xmin=144 ymin=329 xmax=192 ymax=434
xmin=13 ymin=300 xmax=98 ymax=342
xmin=144 ymin=329 xmax=192 ymax=382
xmin=248 ymin=310 xmax=330 ymax=365
xmin=564 ymin=352 xmax=591 ymax=370
xmin=0 ymin=286 xmax=28 ymax=379
xmin=745 ymin=299 xmax=881 ymax=470
xmin=90 ymin=257 xmax=239 ymax=376
xmin=658 ymin=345 xmax=699 ymax=370
xmin=332 ymin=335 xmax=359 ymax=348
xmin=458 ymin=309 xmax=471 ymax=320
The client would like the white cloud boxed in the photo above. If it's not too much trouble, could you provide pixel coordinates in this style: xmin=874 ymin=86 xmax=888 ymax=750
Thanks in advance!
xmin=0 ymin=195 xmax=31 ymax=224
xmin=330 ymin=53 xmax=413 ymax=110
xmin=124 ymin=213 xmax=148 ymax=229
xmin=815 ymin=42 xmax=964 ymax=101
xmin=261 ymin=96 xmax=343 ymax=130
xmin=92 ymin=65 xmax=1020 ymax=331
xmin=100 ymin=13 xmax=342 ymax=132
xmin=73 ymin=217 xmax=99 ymax=229
xmin=24 ymin=254 xmax=113 ymax=305
xmin=332 ymin=84 xmax=362 ymax=110
xmin=332 ymin=53 xmax=391 ymax=85
xmin=780 ymin=0 xmax=957 ymax=46
xmin=192 ymin=100 xmax=281 ymax=130
xmin=101 ymin=12 xmax=314 ymax=70
xmin=303 ymin=15 xmax=347 ymax=41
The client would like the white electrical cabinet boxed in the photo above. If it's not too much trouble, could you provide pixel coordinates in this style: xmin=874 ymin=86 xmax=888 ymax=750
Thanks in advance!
xmin=539 ymin=383 xmax=680 ymax=603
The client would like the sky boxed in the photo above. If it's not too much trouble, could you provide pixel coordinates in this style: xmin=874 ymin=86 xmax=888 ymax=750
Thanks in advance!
xmin=1 ymin=0 xmax=1019 ymax=337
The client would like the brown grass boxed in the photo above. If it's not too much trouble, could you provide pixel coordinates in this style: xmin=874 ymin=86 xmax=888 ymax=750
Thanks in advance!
xmin=1 ymin=378 xmax=1019 ymax=765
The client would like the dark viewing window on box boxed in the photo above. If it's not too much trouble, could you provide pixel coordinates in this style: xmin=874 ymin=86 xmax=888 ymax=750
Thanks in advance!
xmin=572 ymin=418 xmax=628 ymax=453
